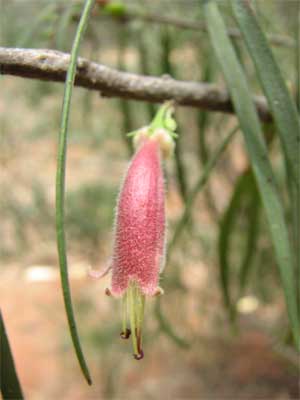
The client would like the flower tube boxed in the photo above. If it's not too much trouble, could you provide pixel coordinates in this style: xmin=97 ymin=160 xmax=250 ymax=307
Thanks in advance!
xmin=92 ymin=102 xmax=177 ymax=359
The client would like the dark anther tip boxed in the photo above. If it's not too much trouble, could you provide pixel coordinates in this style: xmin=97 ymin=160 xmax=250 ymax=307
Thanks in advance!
xmin=133 ymin=350 xmax=144 ymax=360
xmin=120 ymin=328 xmax=131 ymax=339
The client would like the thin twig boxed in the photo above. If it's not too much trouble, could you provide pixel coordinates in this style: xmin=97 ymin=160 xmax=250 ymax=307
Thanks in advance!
xmin=53 ymin=1 xmax=296 ymax=48
xmin=0 ymin=47 xmax=272 ymax=122
xmin=122 ymin=9 xmax=295 ymax=49
xmin=167 ymin=125 xmax=239 ymax=263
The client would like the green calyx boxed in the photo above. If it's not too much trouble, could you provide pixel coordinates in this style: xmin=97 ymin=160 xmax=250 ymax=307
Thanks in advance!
xmin=149 ymin=101 xmax=178 ymax=137
xmin=127 ymin=101 xmax=178 ymax=140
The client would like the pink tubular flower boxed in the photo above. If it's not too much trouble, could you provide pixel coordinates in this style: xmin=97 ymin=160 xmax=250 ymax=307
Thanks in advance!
xmin=111 ymin=137 xmax=165 ymax=297
xmin=91 ymin=102 xmax=177 ymax=359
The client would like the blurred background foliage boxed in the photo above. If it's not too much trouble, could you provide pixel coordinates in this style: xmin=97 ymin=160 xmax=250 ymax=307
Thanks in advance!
xmin=0 ymin=0 xmax=299 ymax=399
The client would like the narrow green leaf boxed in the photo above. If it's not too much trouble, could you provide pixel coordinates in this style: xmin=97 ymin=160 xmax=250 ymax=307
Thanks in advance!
xmin=239 ymin=175 xmax=260 ymax=292
xmin=296 ymin=2 xmax=300 ymax=311
xmin=297 ymin=6 xmax=300 ymax=112
xmin=231 ymin=0 xmax=300 ymax=189
xmin=231 ymin=1 xmax=300 ymax=282
xmin=218 ymin=169 xmax=253 ymax=320
xmin=204 ymin=0 xmax=299 ymax=348
xmin=219 ymin=168 xmax=261 ymax=322
xmin=0 ymin=310 xmax=24 ymax=400
xmin=56 ymin=0 xmax=95 ymax=385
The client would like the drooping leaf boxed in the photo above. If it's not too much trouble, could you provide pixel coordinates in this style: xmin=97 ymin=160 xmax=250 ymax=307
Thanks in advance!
xmin=204 ymin=0 xmax=299 ymax=348
xmin=239 ymin=175 xmax=261 ymax=293
xmin=219 ymin=170 xmax=253 ymax=318
xmin=0 ymin=310 xmax=24 ymax=400
xmin=56 ymin=0 xmax=95 ymax=385
xmin=218 ymin=168 xmax=261 ymax=321
xmin=231 ymin=0 xmax=300 ymax=306
xmin=231 ymin=0 xmax=300 ymax=189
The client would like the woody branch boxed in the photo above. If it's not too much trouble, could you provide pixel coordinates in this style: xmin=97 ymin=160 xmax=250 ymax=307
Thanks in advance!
xmin=0 ymin=47 xmax=272 ymax=122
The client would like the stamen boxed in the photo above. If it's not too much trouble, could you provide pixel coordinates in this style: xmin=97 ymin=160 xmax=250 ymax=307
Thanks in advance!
xmin=136 ymin=328 xmax=142 ymax=355
xmin=133 ymin=349 xmax=144 ymax=360
xmin=105 ymin=288 xmax=112 ymax=296
xmin=120 ymin=328 xmax=131 ymax=339
xmin=154 ymin=287 xmax=164 ymax=297
xmin=128 ymin=283 xmax=139 ymax=356
xmin=121 ymin=293 xmax=130 ymax=339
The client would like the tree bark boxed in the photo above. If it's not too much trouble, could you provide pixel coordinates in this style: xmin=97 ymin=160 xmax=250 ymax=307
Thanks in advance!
xmin=0 ymin=47 xmax=272 ymax=122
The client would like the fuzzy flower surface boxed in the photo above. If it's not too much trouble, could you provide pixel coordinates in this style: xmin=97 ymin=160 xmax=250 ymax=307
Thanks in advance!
xmin=91 ymin=102 xmax=177 ymax=359
xmin=111 ymin=137 xmax=165 ymax=297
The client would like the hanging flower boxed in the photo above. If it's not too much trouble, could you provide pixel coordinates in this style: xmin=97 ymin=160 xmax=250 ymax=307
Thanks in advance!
xmin=91 ymin=102 xmax=177 ymax=359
